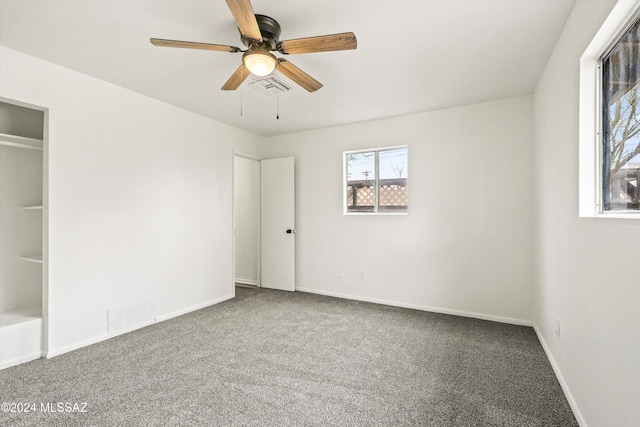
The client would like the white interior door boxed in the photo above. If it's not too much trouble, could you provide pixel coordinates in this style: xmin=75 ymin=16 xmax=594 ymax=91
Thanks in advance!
xmin=261 ymin=157 xmax=295 ymax=291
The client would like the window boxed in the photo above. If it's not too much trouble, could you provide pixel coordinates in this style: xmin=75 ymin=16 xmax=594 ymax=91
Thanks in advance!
xmin=602 ymin=16 xmax=640 ymax=212
xmin=344 ymin=146 xmax=408 ymax=214
xmin=579 ymin=0 xmax=640 ymax=217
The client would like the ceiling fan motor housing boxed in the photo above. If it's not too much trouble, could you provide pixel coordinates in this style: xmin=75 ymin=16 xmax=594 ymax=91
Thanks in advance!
xmin=241 ymin=14 xmax=281 ymax=50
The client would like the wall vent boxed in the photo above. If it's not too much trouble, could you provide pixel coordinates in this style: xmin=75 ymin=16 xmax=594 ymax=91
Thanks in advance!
xmin=107 ymin=300 xmax=155 ymax=334
xmin=248 ymin=75 xmax=293 ymax=95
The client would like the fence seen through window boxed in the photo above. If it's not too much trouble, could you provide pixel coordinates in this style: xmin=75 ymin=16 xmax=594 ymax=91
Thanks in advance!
xmin=345 ymin=147 xmax=408 ymax=213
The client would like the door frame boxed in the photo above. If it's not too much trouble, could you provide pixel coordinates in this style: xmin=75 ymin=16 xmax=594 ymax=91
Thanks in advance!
xmin=232 ymin=151 xmax=262 ymax=296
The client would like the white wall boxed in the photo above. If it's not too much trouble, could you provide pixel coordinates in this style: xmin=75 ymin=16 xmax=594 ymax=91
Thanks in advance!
xmin=0 ymin=46 xmax=261 ymax=355
xmin=262 ymin=95 xmax=535 ymax=324
xmin=533 ymin=0 xmax=640 ymax=426
xmin=233 ymin=155 xmax=260 ymax=285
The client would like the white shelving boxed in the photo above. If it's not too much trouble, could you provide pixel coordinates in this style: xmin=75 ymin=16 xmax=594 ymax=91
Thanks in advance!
xmin=0 ymin=133 xmax=43 ymax=150
xmin=21 ymin=205 xmax=43 ymax=218
xmin=0 ymin=307 xmax=43 ymax=369
xmin=20 ymin=255 xmax=43 ymax=265
xmin=0 ymin=306 xmax=42 ymax=327
xmin=0 ymin=98 xmax=46 ymax=370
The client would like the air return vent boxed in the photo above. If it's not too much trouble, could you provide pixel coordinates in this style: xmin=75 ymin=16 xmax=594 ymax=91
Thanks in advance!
xmin=108 ymin=300 xmax=155 ymax=334
xmin=248 ymin=75 xmax=293 ymax=95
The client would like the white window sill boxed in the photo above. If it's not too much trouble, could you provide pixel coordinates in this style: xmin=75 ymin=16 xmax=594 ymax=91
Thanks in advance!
xmin=344 ymin=212 xmax=408 ymax=216
xmin=595 ymin=212 xmax=640 ymax=220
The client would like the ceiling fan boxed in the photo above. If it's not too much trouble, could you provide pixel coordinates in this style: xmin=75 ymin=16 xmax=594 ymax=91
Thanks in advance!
xmin=150 ymin=0 xmax=357 ymax=93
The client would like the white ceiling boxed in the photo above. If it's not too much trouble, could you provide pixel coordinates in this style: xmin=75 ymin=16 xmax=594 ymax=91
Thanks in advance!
xmin=0 ymin=0 xmax=575 ymax=137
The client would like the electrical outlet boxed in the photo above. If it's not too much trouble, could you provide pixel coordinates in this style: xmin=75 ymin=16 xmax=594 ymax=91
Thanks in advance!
xmin=555 ymin=317 xmax=561 ymax=338
xmin=337 ymin=269 xmax=343 ymax=279
xmin=360 ymin=270 xmax=366 ymax=280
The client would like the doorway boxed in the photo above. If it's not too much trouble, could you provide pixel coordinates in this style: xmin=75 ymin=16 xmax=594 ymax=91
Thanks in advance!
xmin=233 ymin=154 xmax=296 ymax=293
xmin=233 ymin=154 xmax=261 ymax=289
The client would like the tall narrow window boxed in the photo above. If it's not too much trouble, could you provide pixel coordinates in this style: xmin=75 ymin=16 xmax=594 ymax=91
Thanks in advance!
xmin=602 ymin=17 xmax=640 ymax=212
xmin=345 ymin=146 xmax=408 ymax=214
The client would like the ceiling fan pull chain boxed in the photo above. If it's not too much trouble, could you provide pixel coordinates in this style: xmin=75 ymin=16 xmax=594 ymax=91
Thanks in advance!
xmin=240 ymin=66 xmax=244 ymax=117
xmin=276 ymin=89 xmax=280 ymax=120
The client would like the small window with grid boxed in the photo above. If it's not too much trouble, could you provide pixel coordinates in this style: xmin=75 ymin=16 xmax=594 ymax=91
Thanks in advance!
xmin=344 ymin=146 xmax=408 ymax=214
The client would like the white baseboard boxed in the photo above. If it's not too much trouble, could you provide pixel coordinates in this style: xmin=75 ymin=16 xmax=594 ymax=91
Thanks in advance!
xmin=154 ymin=294 xmax=234 ymax=323
xmin=533 ymin=324 xmax=587 ymax=427
xmin=0 ymin=316 xmax=43 ymax=370
xmin=295 ymin=287 xmax=533 ymax=327
xmin=46 ymin=294 xmax=235 ymax=359
xmin=46 ymin=333 xmax=109 ymax=358
xmin=235 ymin=278 xmax=258 ymax=286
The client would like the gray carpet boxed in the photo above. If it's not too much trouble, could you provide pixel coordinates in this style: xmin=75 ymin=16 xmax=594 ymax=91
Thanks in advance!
xmin=0 ymin=287 xmax=577 ymax=426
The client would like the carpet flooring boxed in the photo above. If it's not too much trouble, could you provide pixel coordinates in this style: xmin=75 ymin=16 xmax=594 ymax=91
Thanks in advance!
xmin=0 ymin=287 xmax=577 ymax=426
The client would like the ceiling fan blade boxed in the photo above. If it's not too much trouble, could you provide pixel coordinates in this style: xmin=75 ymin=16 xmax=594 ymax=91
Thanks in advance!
xmin=150 ymin=38 xmax=241 ymax=53
xmin=278 ymin=32 xmax=357 ymax=55
xmin=277 ymin=59 xmax=323 ymax=93
xmin=225 ymin=0 xmax=262 ymax=42
xmin=221 ymin=64 xmax=250 ymax=90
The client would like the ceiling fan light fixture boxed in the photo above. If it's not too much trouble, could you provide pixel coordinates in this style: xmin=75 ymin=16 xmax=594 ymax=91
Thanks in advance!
xmin=243 ymin=49 xmax=277 ymax=76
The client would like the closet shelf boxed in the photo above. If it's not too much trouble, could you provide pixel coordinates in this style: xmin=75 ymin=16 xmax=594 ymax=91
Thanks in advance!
xmin=0 ymin=306 xmax=42 ymax=327
xmin=20 ymin=255 xmax=43 ymax=265
xmin=0 ymin=133 xmax=43 ymax=150
xmin=20 ymin=205 xmax=43 ymax=217
xmin=1 ymin=99 xmax=46 ymax=369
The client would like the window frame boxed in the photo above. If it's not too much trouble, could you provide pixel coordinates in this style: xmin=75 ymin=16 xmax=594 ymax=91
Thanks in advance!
xmin=343 ymin=145 xmax=408 ymax=215
xmin=579 ymin=0 xmax=640 ymax=218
